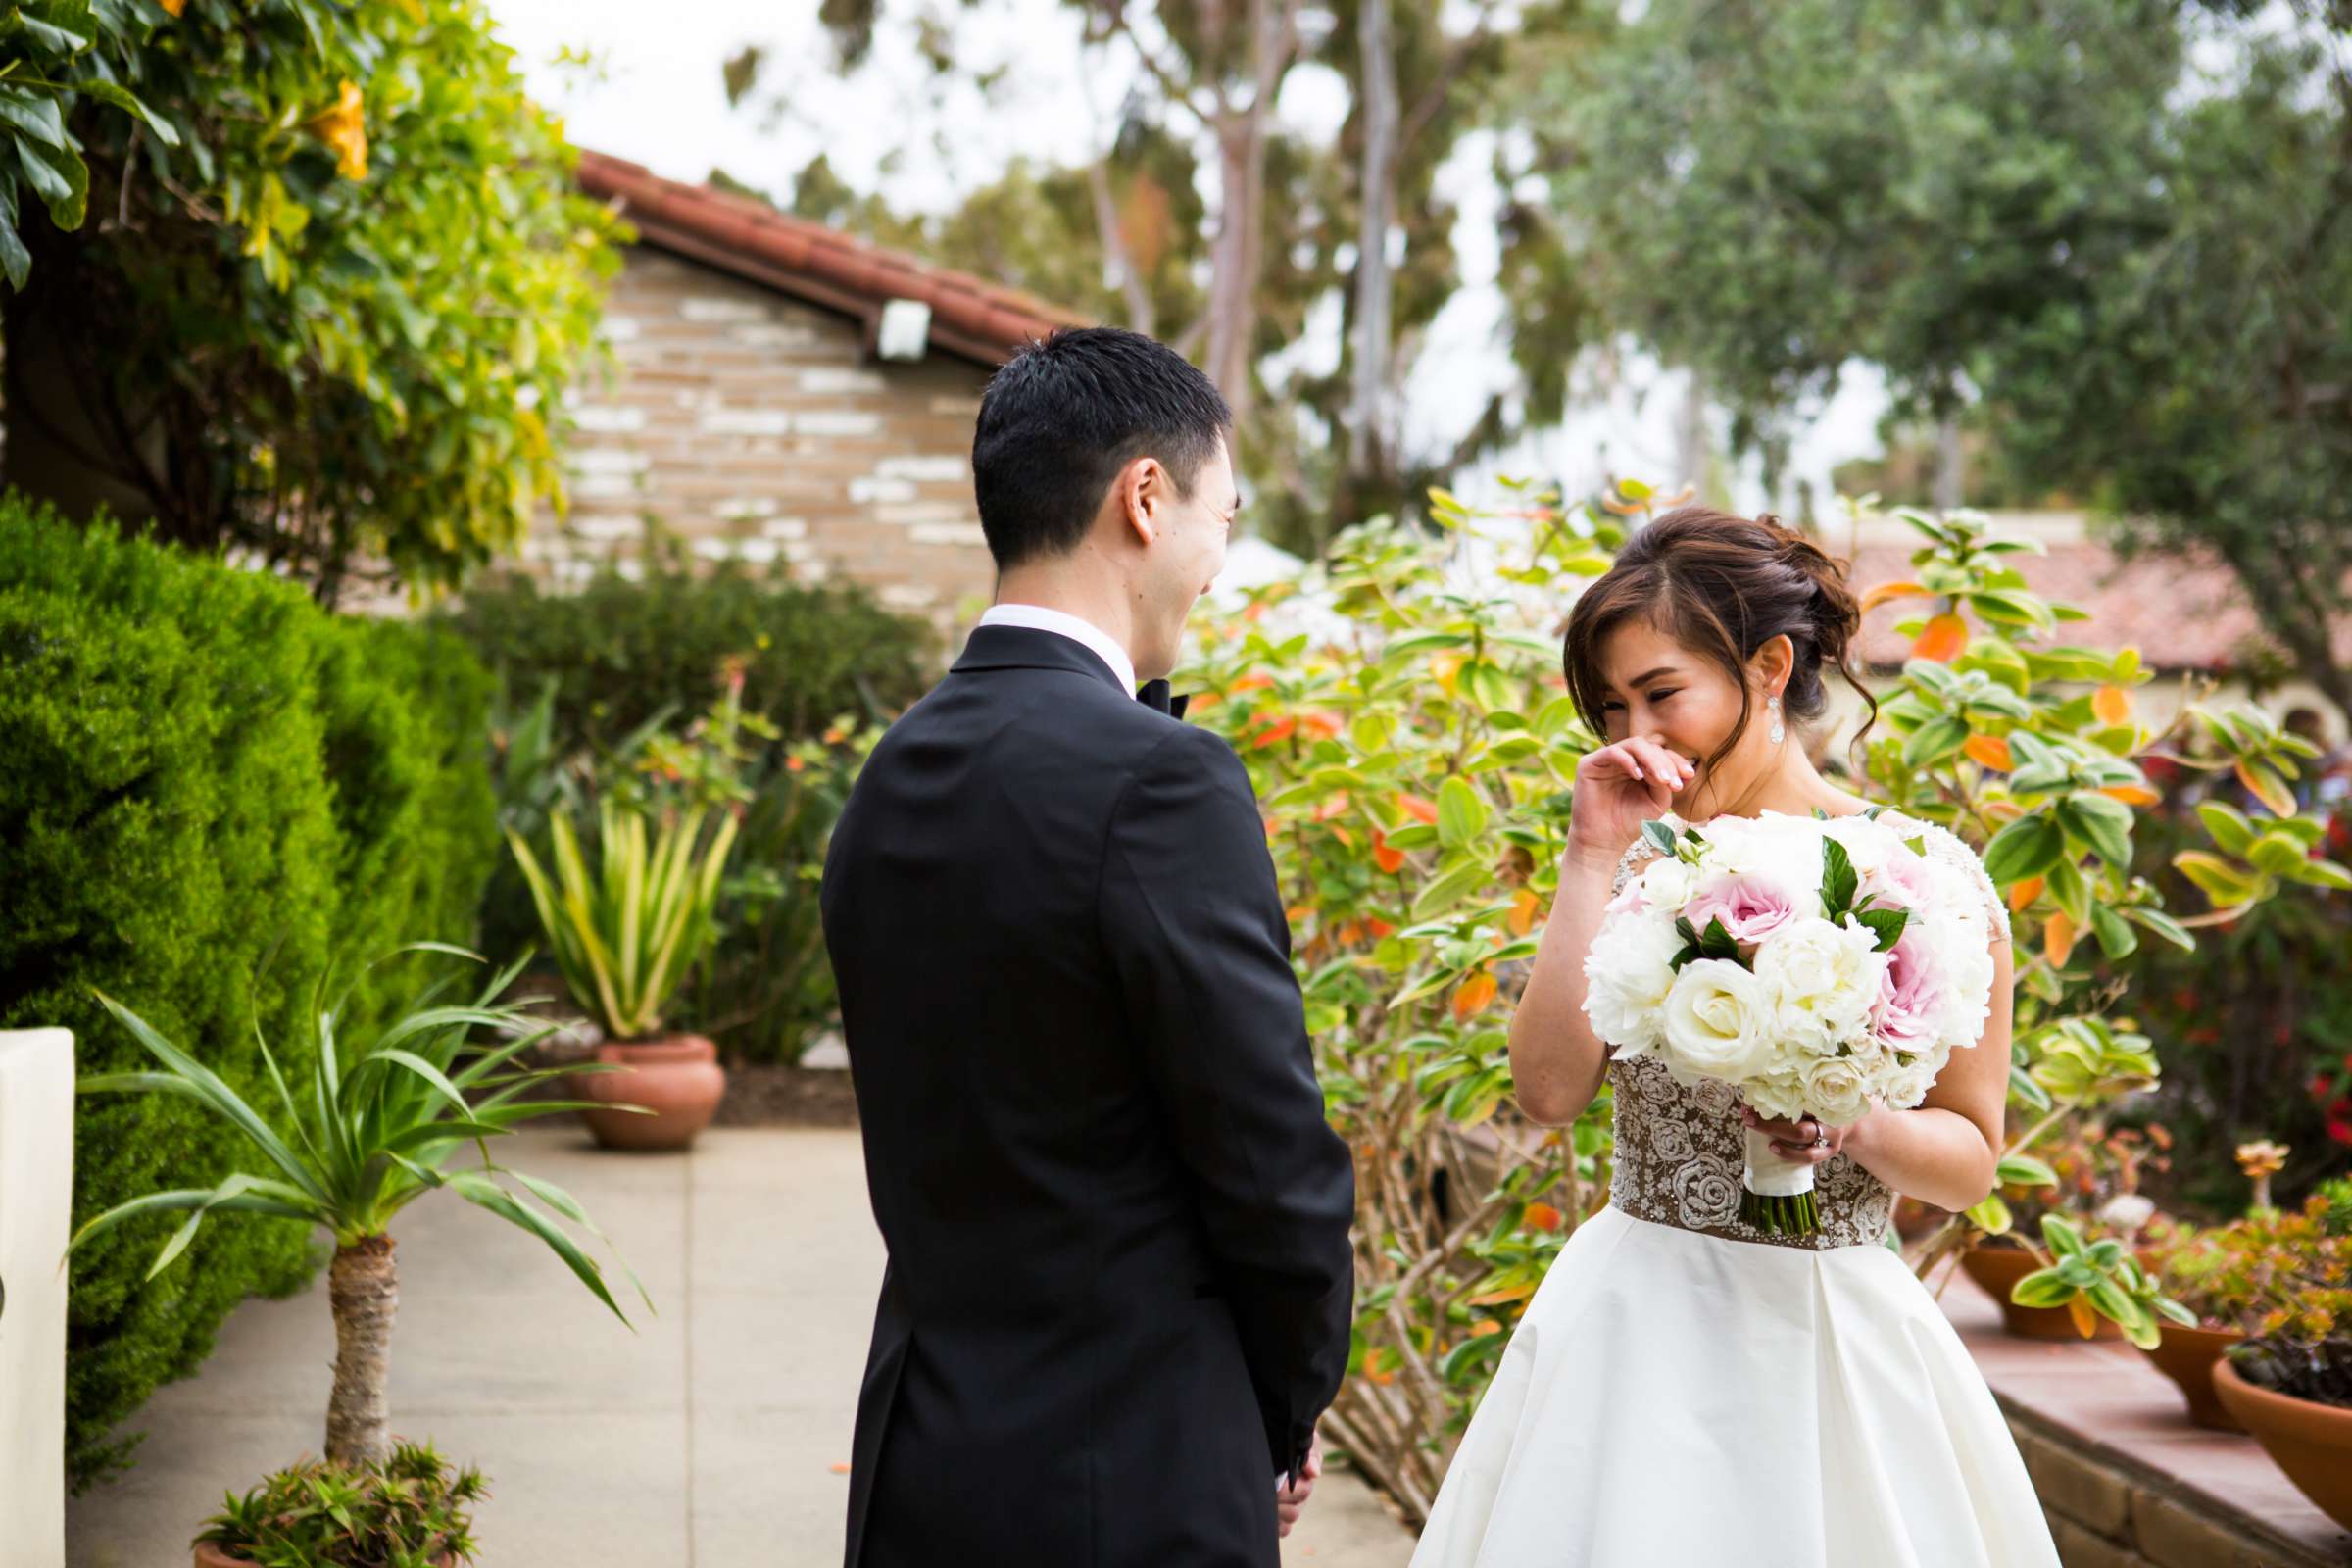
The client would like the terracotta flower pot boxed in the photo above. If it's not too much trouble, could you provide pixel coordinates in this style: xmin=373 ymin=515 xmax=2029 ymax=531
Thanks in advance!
xmin=575 ymin=1034 xmax=726 ymax=1151
xmin=2139 ymin=1323 xmax=2246 ymax=1431
xmin=1959 ymin=1245 xmax=2126 ymax=1341
xmin=197 ymin=1545 xmax=452 ymax=1568
xmin=2212 ymin=1357 xmax=2352 ymax=1533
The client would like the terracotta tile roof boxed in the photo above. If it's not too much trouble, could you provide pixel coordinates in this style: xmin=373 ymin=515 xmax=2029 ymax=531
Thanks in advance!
xmin=1841 ymin=527 xmax=2352 ymax=672
xmin=575 ymin=151 xmax=1092 ymax=367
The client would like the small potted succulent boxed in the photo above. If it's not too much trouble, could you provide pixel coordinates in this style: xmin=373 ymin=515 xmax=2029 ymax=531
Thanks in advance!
xmin=508 ymin=676 xmax=762 ymax=1150
xmin=193 ymin=1443 xmax=481 ymax=1568
xmin=2132 ymin=1150 xmax=2337 ymax=1430
xmin=2000 ymin=1213 xmax=2194 ymax=1350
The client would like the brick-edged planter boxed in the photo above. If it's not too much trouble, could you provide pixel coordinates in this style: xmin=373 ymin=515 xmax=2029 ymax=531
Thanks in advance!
xmin=1959 ymin=1244 xmax=2126 ymax=1341
xmin=2212 ymin=1359 xmax=2352 ymax=1534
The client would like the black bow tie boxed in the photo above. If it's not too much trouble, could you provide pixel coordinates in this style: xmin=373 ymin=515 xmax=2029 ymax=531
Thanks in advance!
xmin=1136 ymin=679 xmax=1190 ymax=719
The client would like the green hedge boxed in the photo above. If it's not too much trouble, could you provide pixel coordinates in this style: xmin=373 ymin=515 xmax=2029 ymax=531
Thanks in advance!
xmin=438 ymin=555 xmax=934 ymax=759
xmin=0 ymin=496 xmax=498 ymax=1486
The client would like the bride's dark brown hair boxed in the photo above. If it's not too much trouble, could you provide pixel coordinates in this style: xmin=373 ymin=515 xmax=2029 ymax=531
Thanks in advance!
xmin=1561 ymin=506 xmax=1876 ymax=780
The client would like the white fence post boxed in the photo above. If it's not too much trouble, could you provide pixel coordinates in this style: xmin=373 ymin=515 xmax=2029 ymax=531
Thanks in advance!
xmin=0 ymin=1028 xmax=73 ymax=1568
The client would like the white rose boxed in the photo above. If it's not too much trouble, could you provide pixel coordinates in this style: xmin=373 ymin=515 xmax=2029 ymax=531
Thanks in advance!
xmin=1799 ymin=1053 xmax=1874 ymax=1125
xmin=1702 ymin=818 xmax=1824 ymax=904
xmin=1741 ymin=1069 xmax=1811 ymax=1122
xmin=1637 ymin=854 xmax=1699 ymax=911
xmin=1882 ymin=1050 xmax=1947 ymax=1109
xmin=1753 ymin=915 xmax=1891 ymax=1049
xmin=1582 ymin=910 xmax=1687 ymax=1057
xmin=1820 ymin=813 xmax=1898 ymax=878
xmin=1936 ymin=937 xmax=1996 ymax=1048
xmin=1659 ymin=958 xmax=1777 ymax=1083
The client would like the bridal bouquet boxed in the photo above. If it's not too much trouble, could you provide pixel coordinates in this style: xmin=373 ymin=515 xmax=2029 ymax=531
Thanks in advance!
xmin=1582 ymin=811 xmax=1996 ymax=1234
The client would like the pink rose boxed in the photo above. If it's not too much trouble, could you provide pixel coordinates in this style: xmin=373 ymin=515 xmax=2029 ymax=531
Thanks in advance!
xmin=1875 ymin=930 xmax=1947 ymax=1054
xmin=1605 ymin=878 xmax=1646 ymax=917
xmin=1865 ymin=839 xmax=1937 ymax=911
xmin=1681 ymin=873 xmax=1801 ymax=946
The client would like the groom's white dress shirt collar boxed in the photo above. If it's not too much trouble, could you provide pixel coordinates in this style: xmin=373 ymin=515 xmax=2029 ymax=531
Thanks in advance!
xmin=975 ymin=603 xmax=1138 ymax=695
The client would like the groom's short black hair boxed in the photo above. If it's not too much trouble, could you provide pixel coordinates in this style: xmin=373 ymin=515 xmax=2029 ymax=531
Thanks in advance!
xmin=971 ymin=326 xmax=1233 ymax=570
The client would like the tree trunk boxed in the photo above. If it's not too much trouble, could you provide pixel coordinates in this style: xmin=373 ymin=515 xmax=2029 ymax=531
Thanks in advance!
xmin=325 ymin=1234 xmax=398 ymax=1465
xmin=1349 ymin=0 xmax=1398 ymax=477
xmin=1934 ymin=415 xmax=1966 ymax=513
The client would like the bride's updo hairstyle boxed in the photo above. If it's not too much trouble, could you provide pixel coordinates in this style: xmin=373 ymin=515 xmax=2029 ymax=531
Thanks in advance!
xmin=1561 ymin=506 xmax=1875 ymax=777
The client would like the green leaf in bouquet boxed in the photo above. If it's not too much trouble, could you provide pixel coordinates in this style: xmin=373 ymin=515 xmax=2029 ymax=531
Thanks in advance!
xmin=1855 ymin=906 xmax=1908 ymax=952
xmin=1699 ymin=917 xmax=1740 ymax=961
xmin=1820 ymin=837 xmax=1858 ymax=916
xmin=1641 ymin=819 xmax=1678 ymax=857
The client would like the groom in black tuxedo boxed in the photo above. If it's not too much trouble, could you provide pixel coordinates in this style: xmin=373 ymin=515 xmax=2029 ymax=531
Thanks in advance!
xmin=820 ymin=326 xmax=1356 ymax=1567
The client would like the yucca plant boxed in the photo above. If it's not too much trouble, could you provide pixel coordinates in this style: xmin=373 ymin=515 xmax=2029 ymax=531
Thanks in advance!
xmin=507 ymin=796 xmax=739 ymax=1042
xmin=197 ymin=1441 xmax=485 ymax=1567
xmin=70 ymin=945 xmax=647 ymax=1464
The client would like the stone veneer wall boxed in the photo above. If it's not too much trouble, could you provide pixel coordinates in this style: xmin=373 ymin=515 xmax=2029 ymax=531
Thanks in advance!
xmin=524 ymin=245 xmax=1002 ymax=633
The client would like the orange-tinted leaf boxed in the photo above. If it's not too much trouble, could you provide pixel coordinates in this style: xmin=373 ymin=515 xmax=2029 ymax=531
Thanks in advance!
xmin=1312 ymin=792 xmax=1352 ymax=822
xmin=1432 ymin=651 xmax=1466 ymax=693
xmin=1232 ymin=671 xmax=1275 ymax=693
xmin=1251 ymin=717 xmax=1297 ymax=749
xmin=2235 ymin=759 xmax=2296 ymax=817
xmin=1467 ymin=1281 xmax=1536 ymax=1305
xmin=2100 ymin=783 xmax=2160 ymax=808
xmin=1186 ymin=689 xmax=1220 ymax=711
xmin=1329 ymin=825 xmax=1354 ymax=849
xmin=1396 ymin=793 xmax=1442 ymax=825
xmin=1964 ymin=733 xmax=2014 ymax=771
xmin=1860 ymin=579 xmax=1932 ymax=612
xmin=2092 ymin=685 xmax=2132 ymax=725
xmin=2067 ymin=1295 xmax=2099 ymax=1340
xmin=1243 ymin=602 xmax=1267 ymax=623
xmin=2044 ymin=908 xmax=2079 ymax=967
xmin=1509 ymin=889 xmax=1542 ymax=936
xmin=1471 ymin=1319 xmax=1504 ymax=1338
xmin=1372 ymin=828 xmax=1405 ymax=874
xmin=2007 ymin=875 xmax=2043 ymax=914
xmin=1524 ymin=1201 xmax=1563 ymax=1233
xmin=1453 ymin=970 xmax=1498 ymax=1019
xmin=1301 ymin=710 xmax=1345 ymax=742
xmin=1366 ymin=918 xmax=1396 ymax=939
xmin=1284 ymin=905 xmax=1311 ymax=923
xmin=1912 ymin=612 xmax=1968 ymax=662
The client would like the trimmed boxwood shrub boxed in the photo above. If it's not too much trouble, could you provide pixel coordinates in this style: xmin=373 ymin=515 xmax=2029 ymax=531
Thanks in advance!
xmin=0 ymin=495 xmax=498 ymax=1486
xmin=438 ymin=555 xmax=934 ymax=760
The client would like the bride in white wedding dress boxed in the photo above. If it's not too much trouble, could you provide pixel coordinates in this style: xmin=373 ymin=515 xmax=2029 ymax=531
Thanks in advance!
xmin=1410 ymin=508 xmax=2059 ymax=1568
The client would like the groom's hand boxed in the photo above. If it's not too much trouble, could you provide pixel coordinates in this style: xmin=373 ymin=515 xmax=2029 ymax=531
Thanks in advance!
xmin=1274 ymin=1433 xmax=1323 ymax=1538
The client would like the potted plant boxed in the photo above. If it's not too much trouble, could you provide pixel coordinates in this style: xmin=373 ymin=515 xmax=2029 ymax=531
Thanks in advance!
xmin=507 ymin=675 xmax=758 ymax=1150
xmin=193 ymin=1442 xmax=482 ymax=1568
xmin=70 ymin=945 xmax=645 ymax=1480
xmin=2132 ymin=1150 xmax=2337 ymax=1429
xmin=1939 ymin=1022 xmax=2166 ymax=1340
xmin=2214 ymin=1309 xmax=2352 ymax=1531
xmin=2000 ymin=1213 xmax=2194 ymax=1351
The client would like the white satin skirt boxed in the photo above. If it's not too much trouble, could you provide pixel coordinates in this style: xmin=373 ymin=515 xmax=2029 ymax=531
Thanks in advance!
xmin=1409 ymin=1204 xmax=2060 ymax=1568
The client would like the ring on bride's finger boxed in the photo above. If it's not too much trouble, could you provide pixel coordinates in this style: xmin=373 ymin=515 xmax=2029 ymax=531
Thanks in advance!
xmin=1811 ymin=1134 xmax=1831 ymax=1150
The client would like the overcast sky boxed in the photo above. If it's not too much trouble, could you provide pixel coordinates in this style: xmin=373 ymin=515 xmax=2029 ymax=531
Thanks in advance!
xmin=485 ymin=0 xmax=1890 ymax=523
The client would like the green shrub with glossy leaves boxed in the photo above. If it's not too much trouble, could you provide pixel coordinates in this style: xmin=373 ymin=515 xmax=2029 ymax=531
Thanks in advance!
xmin=0 ymin=493 xmax=497 ymax=1485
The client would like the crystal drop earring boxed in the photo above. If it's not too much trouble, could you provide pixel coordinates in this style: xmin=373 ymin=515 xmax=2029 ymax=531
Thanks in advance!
xmin=1767 ymin=694 xmax=1785 ymax=746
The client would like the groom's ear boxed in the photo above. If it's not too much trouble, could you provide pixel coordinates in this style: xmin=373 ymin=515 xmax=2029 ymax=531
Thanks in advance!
xmin=1111 ymin=455 xmax=1173 ymax=548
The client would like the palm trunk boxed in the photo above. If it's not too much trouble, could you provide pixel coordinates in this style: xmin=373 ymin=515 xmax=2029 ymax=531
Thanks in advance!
xmin=325 ymin=1234 xmax=398 ymax=1464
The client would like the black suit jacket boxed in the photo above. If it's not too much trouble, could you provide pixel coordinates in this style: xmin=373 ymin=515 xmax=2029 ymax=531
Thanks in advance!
xmin=819 ymin=624 xmax=1356 ymax=1568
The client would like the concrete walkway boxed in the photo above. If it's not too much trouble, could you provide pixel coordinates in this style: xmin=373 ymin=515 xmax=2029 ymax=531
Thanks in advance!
xmin=68 ymin=1126 xmax=1414 ymax=1567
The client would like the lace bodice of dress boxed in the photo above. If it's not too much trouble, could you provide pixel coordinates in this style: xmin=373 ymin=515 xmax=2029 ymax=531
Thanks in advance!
xmin=1603 ymin=810 xmax=2010 ymax=1251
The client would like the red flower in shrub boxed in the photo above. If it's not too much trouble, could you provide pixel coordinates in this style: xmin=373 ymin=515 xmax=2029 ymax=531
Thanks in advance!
xmin=2330 ymin=1120 xmax=2352 ymax=1146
